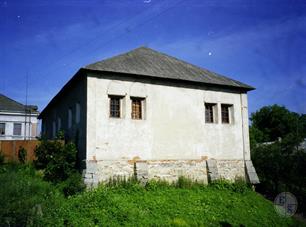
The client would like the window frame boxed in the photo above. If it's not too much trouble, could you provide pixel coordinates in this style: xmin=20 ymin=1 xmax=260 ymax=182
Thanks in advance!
xmin=0 ymin=123 xmax=5 ymax=135
xmin=131 ymin=97 xmax=144 ymax=120
xmin=205 ymin=103 xmax=217 ymax=123
xmin=13 ymin=123 xmax=22 ymax=136
xmin=109 ymin=96 xmax=122 ymax=118
xmin=221 ymin=104 xmax=233 ymax=124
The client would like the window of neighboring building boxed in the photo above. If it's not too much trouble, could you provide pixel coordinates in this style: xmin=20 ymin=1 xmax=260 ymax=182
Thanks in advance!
xmin=221 ymin=104 xmax=233 ymax=124
xmin=68 ymin=108 xmax=72 ymax=128
xmin=76 ymin=102 xmax=80 ymax=124
xmin=0 ymin=123 xmax=5 ymax=135
xmin=109 ymin=96 xmax=121 ymax=118
xmin=13 ymin=123 xmax=22 ymax=136
xmin=131 ymin=97 xmax=144 ymax=120
xmin=205 ymin=103 xmax=216 ymax=123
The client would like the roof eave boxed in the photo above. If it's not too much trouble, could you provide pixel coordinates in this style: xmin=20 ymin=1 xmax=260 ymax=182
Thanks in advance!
xmin=83 ymin=68 xmax=255 ymax=92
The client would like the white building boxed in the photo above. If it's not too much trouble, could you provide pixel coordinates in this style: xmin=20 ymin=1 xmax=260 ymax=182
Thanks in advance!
xmin=39 ymin=47 xmax=259 ymax=186
xmin=0 ymin=94 xmax=39 ymax=140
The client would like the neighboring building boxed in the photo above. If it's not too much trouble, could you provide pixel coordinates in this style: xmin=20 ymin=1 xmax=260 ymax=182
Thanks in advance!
xmin=39 ymin=47 xmax=259 ymax=186
xmin=0 ymin=93 xmax=39 ymax=140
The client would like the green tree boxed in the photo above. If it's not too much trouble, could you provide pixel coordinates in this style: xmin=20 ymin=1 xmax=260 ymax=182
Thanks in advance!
xmin=250 ymin=104 xmax=302 ymax=142
xmin=250 ymin=104 xmax=306 ymax=215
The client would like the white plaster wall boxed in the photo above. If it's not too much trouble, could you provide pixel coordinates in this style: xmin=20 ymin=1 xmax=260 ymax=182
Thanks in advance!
xmin=0 ymin=112 xmax=38 ymax=140
xmin=86 ymin=75 xmax=250 ymax=161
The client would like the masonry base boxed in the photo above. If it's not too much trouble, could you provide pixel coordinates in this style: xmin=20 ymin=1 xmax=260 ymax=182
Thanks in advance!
xmin=83 ymin=159 xmax=246 ymax=188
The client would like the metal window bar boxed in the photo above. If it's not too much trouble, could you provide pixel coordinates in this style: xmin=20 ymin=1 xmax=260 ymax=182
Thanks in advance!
xmin=221 ymin=105 xmax=230 ymax=123
xmin=205 ymin=104 xmax=214 ymax=123
xmin=132 ymin=99 xmax=142 ymax=119
xmin=110 ymin=97 xmax=120 ymax=118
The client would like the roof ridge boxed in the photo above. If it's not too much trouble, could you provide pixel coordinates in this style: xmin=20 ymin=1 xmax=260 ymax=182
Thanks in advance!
xmin=84 ymin=46 xmax=146 ymax=68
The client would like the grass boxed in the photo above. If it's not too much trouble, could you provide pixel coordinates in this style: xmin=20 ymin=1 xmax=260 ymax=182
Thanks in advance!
xmin=0 ymin=164 xmax=64 ymax=226
xmin=0 ymin=164 xmax=304 ymax=227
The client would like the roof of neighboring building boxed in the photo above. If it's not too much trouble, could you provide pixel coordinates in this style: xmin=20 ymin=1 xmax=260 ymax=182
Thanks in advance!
xmin=85 ymin=47 xmax=254 ymax=91
xmin=0 ymin=93 xmax=39 ymax=113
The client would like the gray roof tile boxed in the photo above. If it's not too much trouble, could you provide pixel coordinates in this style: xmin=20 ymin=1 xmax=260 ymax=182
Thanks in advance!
xmin=0 ymin=93 xmax=38 ymax=113
xmin=85 ymin=47 xmax=254 ymax=90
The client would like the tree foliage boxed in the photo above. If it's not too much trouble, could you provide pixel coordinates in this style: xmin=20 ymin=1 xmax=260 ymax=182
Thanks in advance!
xmin=34 ymin=139 xmax=78 ymax=183
xmin=250 ymin=104 xmax=305 ymax=142
xmin=250 ymin=104 xmax=306 ymax=215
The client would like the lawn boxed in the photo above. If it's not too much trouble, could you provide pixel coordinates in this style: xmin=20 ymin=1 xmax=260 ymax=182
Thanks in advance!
xmin=0 ymin=164 xmax=304 ymax=226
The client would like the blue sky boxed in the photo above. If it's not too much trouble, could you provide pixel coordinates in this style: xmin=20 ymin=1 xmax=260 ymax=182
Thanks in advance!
xmin=1 ymin=0 xmax=306 ymax=115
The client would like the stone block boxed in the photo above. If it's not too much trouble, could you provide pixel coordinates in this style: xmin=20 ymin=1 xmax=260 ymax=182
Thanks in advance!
xmin=86 ymin=161 xmax=98 ymax=173
xmin=206 ymin=159 xmax=219 ymax=181
xmin=216 ymin=160 xmax=245 ymax=181
xmin=245 ymin=160 xmax=260 ymax=184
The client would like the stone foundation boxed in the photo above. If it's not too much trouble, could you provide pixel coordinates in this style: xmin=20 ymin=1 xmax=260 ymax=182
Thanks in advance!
xmin=83 ymin=160 xmax=134 ymax=187
xmin=83 ymin=159 xmax=247 ymax=188
xmin=217 ymin=160 xmax=245 ymax=181
xmin=146 ymin=160 xmax=207 ymax=183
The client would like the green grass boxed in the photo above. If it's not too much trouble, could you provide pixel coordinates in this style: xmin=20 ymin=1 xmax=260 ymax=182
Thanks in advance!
xmin=0 ymin=164 xmax=304 ymax=227
xmin=0 ymin=164 xmax=64 ymax=226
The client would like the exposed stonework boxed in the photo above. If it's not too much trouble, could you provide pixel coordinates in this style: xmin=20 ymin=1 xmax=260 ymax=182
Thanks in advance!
xmin=135 ymin=161 xmax=149 ymax=185
xmin=83 ymin=159 xmax=248 ymax=187
xmin=144 ymin=160 xmax=208 ymax=183
xmin=216 ymin=160 xmax=245 ymax=181
xmin=84 ymin=160 xmax=134 ymax=188
xmin=245 ymin=160 xmax=260 ymax=184
xmin=206 ymin=159 xmax=219 ymax=182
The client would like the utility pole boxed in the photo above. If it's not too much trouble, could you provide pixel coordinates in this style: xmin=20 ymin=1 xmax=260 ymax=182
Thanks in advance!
xmin=24 ymin=72 xmax=28 ymax=140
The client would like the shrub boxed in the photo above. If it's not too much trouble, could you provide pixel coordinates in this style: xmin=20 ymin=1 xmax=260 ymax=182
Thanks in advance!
xmin=232 ymin=178 xmax=252 ymax=194
xmin=34 ymin=140 xmax=62 ymax=170
xmin=58 ymin=172 xmax=86 ymax=197
xmin=18 ymin=146 xmax=27 ymax=164
xmin=34 ymin=139 xmax=78 ymax=183
xmin=210 ymin=178 xmax=251 ymax=194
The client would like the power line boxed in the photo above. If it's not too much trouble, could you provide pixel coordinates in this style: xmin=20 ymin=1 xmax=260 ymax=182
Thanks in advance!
xmin=24 ymin=71 xmax=28 ymax=140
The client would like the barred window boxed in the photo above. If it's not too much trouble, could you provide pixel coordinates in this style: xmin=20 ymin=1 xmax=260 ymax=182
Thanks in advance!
xmin=110 ymin=96 xmax=121 ymax=118
xmin=13 ymin=123 xmax=22 ymax=136
xmin=221 ymin=104 xmax=231 ymax=124
xmin=0 ymin=123 xmax=5 ymax=135
xmin=131 ymin=98 xmax=143 ymax=119
xmin=205 ymin=103 xmax=215 ymax=123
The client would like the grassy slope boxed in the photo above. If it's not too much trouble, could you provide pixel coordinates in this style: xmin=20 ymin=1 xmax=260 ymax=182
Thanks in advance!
xmin=41 ymin=184 xmax=302 ymax=226
xmin=0 ymin=164 xmax=304 ymax=227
